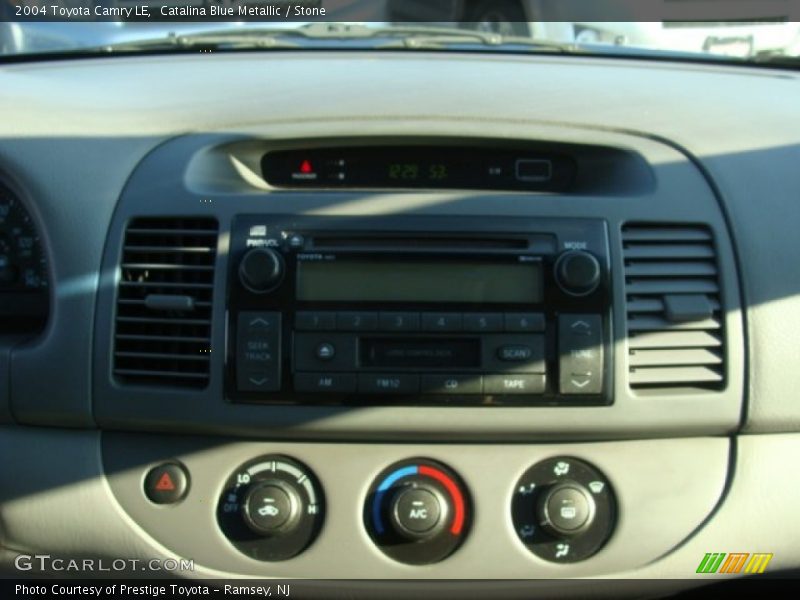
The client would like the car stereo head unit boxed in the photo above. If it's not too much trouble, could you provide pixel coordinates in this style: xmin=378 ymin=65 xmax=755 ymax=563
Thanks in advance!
xmin=228 ymin=215 xmax=611 ymax=406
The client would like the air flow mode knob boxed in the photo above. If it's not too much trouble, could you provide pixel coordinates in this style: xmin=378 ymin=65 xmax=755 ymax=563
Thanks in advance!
xmin=238 ymin=248 xmax=284 ymax=294
xmin=554 ymin=250 xmax=601 ymax=296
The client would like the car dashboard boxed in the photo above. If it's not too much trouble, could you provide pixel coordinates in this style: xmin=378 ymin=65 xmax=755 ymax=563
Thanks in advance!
xmin=0 ymin=49 xmax=799 ymax=596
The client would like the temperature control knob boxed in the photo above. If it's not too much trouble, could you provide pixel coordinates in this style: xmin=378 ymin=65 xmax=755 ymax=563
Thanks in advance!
xmin=238 ymin=248 xmax=284 ymax=294
xmin=365 ymin=458 xmax=470 ymax=565
xmin=217 ymin=455 xmax=324 ymax=561
xmin=390 ymin=485 xmax=448 ymax=541
xmin=554 ymin=250 xmax=601 ymax=296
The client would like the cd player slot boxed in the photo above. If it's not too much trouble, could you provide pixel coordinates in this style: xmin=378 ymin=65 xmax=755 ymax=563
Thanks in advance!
xmin=311 ymin=236 xmax=530 ymax=251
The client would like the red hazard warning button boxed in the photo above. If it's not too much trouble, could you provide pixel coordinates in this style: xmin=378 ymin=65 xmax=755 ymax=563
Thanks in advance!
xmin=144 ymin=462 xmax=189 ymax=505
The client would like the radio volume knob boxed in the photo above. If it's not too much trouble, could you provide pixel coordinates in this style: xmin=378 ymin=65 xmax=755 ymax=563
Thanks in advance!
xmin=554 ymin=250 xmax=601 ymax=296
xmin=239 ymin=248 xmax=284 ymax=294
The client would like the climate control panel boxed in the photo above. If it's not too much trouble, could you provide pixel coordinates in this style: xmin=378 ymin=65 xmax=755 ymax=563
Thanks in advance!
xmin=103 ymin=436 xmax=727 ymax=577
xmin=213 ymin=453 xmax=615 ymax=565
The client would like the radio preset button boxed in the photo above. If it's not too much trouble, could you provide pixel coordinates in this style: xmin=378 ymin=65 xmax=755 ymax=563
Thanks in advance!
xmin=315 ymin=342 xmax=336 ymax=361
xmin=421 ymin=374 xmax=482 ymax=395
xmin=358 ymin=374 xmax=420 ymax=395
xmin=504 ymin=313 xmax=546 ymax=332
xmin=484 ymin=374 xmax=546 ymax=395
xmin=379 ymin=312 xmax=420 ymax=332
xmin=463 ymin=313 xmax=504 ymax=332
xmin=421 ymin=313 xmax=462 ymax=332
xmin=294 ymin=373 xmax=357 ymax=393
xmin=296 ymin=311 xmax=336 ymax=331
xmin=337 ymin=311 xmax=378 ymax=331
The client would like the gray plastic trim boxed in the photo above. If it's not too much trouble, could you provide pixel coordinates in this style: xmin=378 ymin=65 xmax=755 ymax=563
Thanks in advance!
xmin=101 ymin=433 xmax=729 ymax=578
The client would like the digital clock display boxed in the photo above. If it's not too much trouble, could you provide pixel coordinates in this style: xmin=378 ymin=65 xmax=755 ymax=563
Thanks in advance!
xmin=262 ymin=146 xmax=575 ymax=191
xmin=387 ymin=163 xmax=448 ymax=181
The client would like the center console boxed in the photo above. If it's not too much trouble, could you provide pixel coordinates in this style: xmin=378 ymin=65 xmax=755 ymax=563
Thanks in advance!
xmin=71 ymin=130 xmax=746 ymax=577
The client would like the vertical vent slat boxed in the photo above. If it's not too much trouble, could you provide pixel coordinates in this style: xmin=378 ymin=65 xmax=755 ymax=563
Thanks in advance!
xmin=113 ymin=217 xmax=218 ymax=389
xmin=623 ymin=223 xmax=725 ymax=391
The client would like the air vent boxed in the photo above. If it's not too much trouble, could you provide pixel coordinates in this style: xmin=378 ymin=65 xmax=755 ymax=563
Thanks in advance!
xmin=622 ymin=224 xmax=724 ymax=390
xmin=113 ymin=217 xmax=218 ymax=388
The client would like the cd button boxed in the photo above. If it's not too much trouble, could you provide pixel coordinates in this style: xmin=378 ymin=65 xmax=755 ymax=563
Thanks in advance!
xmin=337 ymin=311 xmax=378 ymax=331
xmin=421 ymin=374 xmax=482 ymax=395
xmin=484 ymin=374 xmax=546 ymax=395
xmin=358 ymin=374 xmax=420 ymax=394
xmin=379 ymin=312 xmax=420 ymax=332
xmin=421 ymin=313 xmax=462 ymax=332
xmin=463 ymin=313 xmax=504 ymax=332
xmin=296 ymin=311 xmax=336 ymax=331
xmin=504 ymin=313 xmax=545 ymax=332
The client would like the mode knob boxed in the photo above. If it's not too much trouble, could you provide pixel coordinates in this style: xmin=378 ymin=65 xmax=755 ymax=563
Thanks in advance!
xmin=537 ymin=481 xmax=596 ymax=537
xmin=511 ymin=456 xmax=615 ymax=563
xmin=238 ymin=248 xmax=284 ymax=294
xmin=554 ymin=250 xmax=601 ymax=296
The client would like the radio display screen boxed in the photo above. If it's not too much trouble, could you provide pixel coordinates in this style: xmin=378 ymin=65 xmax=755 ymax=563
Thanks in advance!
xmin=296 ymin=260 xmax=542 ymax=303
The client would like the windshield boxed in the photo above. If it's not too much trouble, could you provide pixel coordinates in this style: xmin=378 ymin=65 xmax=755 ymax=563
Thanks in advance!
xmin=2 ymin=1 xmax=799 ymax=63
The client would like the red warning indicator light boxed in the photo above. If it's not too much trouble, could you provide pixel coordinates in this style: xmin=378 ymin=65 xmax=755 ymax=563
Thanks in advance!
xmin=299 ymin=160 xmax=314 ymax=174
xmin=154 ymin=472 xmax=176 ymax=491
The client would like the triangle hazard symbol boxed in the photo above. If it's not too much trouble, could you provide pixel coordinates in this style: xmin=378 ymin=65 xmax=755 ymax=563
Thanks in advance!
xmin=155 ymin=472 xmax=176 ymax=491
